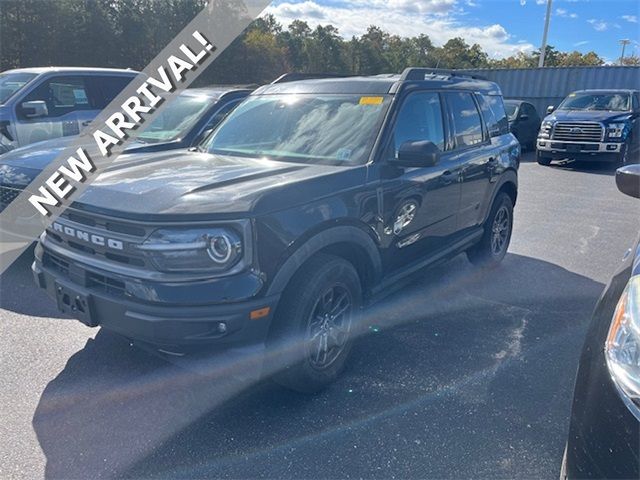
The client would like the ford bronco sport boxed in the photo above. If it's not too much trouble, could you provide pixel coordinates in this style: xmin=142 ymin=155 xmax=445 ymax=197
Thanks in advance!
xmin=33 ymin=69 xmax=520 ymax=392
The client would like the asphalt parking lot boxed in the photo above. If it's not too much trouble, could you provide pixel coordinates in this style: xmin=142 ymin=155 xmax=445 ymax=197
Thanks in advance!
xmin=1 ymin=151 xmax=639 ymax=479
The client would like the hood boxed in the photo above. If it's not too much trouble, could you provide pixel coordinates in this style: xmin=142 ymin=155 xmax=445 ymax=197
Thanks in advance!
xmin=75 ymin=150 xmax=362 ymax=220
xmin=545 ymin=109 xmax=633 ymax=124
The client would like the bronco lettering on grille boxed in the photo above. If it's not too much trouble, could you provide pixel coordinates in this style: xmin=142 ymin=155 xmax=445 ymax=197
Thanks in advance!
xmin=52 ymin=222 xmax=124 ymax=250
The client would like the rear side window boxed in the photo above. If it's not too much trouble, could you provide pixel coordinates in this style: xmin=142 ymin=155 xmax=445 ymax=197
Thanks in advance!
xmin=90 ymin=75 xmax=135 ymax=108
xmin=446 ymin=92 xmax=483 ymax=148
xmin=478 ymin=94 xmax=509 ymax=137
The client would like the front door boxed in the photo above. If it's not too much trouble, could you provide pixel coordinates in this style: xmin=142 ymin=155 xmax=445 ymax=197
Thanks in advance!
xmin=377 ymin=90 xmax=463 ymax=273
xmin=14 ymin=76 xmax=99 ymax=147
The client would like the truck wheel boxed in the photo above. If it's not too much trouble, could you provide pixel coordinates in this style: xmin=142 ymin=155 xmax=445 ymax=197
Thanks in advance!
xmin=620 ymin=140 xmax=636 ymax=165
xmin=269 ymin=254 xmax=362 ymax=393
xmin=466 ymin=192 xmax=513 ymax=268
xmin=536 ymin=151 xmax=552 ymax=166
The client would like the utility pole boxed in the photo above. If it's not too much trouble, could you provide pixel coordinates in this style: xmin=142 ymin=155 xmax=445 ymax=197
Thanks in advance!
xmin=619 ymin=39 xmax=631 ymax=65
xmin=538 ymin=0 xmax=553 ymax=68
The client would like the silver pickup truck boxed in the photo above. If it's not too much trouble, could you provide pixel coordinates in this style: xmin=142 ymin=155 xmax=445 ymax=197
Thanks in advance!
xmin=0 ymin=67 xmax=137 ymax=154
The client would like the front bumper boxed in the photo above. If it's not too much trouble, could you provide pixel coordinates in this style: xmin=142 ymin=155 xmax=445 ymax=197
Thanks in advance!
xmin=32 ymin=244 xmax=280 ymax=350
xmin=537 ymin=139 xmax=623 ymax=161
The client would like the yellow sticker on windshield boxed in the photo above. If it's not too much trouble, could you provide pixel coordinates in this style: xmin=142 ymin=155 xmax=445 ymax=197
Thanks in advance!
xmin=359 ymin=96 xmax=384 ymax=105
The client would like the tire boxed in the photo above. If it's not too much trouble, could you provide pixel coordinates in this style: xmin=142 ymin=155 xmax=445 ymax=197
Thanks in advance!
xmin=466 ymin=192 xmax=513 ymax=268
xmin=537 ymin=151 xmax=552 ymax=166
xmin=619 ymin=139 xmax=637 ymax=165
xmin=268 ymin=253 xmax=362 ymax=393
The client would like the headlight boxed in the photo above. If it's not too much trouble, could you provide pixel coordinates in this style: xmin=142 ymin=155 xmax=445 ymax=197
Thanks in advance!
xmin=605 ymin=275 xmax=640 ymax=408
xmin=137 ymin=227 xmax=244 ymax=273
xmin=606 ymin=122 xmax=628 ymax=139
xmin=539 ymin=121 xmax=554 ymax=138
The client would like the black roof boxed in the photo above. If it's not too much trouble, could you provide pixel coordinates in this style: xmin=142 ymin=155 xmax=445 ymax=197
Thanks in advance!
xmin=254 ymin=68 xmax=502 ymax=96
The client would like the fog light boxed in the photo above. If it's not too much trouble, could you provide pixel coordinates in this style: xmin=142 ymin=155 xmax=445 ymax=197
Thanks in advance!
xmin=217 ymin=322 xmax=227 ymax=334
xmin=607 ymin=144 xmax=617 ymax=151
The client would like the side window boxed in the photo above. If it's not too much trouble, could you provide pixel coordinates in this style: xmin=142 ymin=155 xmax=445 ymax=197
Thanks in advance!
xmin=90 ymin=75 xmax=135 ymax=108
xmin=633 ymin=93 xmax=640 ymax=111
xmin=391 ymin=91 xmax=445 ymax=157
xmin=19 ymin=76 xmax=97 ymax=119
xmin=524 ymin=104 xmax=536 ymax=118
xmin=447 ymin=92 xmax=483 ymax=148
xmin=478 ymin=94 xmax=509 ymax=137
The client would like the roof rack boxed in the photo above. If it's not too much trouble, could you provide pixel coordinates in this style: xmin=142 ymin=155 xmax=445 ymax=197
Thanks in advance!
xmin=271 ymin=72 xmax=350 ymax=84
xmin=399 ymin=68 xmax=487 ymax=82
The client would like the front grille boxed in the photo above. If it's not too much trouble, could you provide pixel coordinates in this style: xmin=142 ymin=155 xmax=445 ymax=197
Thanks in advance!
xmin=87 ymin=272 xmax=126 ymax=297
xmin=43 ymin=252 xmax=70 ymax=277
xmin=46 ymin=210 xmax=152 ymax=268
xmin=552 ymin=122 xmax=603 ymax=142
xmin=0 ymin=185 xmax=23 ymax=211
xmin=43 ymin=251 xmax=127 ymax=298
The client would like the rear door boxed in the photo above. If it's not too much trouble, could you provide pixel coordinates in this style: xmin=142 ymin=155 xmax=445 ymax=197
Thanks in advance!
xmin=445 ymin=91 xmax=495 ymax=232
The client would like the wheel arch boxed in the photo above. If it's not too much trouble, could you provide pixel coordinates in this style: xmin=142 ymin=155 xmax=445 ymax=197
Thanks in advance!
xmin=265 ymin=224 xmax=383 ymax=298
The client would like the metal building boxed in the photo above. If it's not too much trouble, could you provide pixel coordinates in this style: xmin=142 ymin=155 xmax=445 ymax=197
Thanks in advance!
xmin=461 ymin=66 xmax=640 ymax=115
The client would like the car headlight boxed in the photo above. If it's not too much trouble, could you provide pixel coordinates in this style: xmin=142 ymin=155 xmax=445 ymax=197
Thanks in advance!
xmin=605 ymin=275 xmax=640 ymax=408
xmin=606 ymin=122 xmax=628 ymax=139
xmin=136 ymin=227 xmax=244 ymax=273
xmin=539 ymin=121 xmax=554 ymax=138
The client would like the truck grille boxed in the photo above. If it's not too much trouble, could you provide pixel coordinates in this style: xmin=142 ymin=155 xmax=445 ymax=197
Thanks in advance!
xmin=552 ymin=122 xmax=603 ymax=142
xmin=0 ymin=185 xmax=23 ymax=211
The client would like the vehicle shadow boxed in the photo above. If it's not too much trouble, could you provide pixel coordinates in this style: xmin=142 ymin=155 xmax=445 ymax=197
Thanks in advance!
xmin=32 ymin=253 xmax=604 ymax=479
xmin=550 ymin=159 xmax=619 ymax=176
xmin=0 ymin=245 xmax=68 ymax=319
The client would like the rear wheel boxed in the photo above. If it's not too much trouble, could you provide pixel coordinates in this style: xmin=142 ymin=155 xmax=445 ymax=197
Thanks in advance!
xmin=268 ymin=254 xmax=361 ymax=393
xmin=466 ymin=192 xmax=513 ymax=268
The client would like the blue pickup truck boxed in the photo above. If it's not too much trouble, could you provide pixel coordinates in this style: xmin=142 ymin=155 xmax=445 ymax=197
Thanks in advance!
xmin=536 ymin=89 xmax=639 ymax=166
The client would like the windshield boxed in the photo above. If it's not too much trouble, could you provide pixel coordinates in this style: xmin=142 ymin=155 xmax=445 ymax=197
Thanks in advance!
xmin=504 ymin=103 xmax=518 ymax=121
xmin=136 ymin=94 xmax=215 ymax=144
xmin=207 ymin=94 xmax=390 ymax=165
xmin=558 ymin=92 xmax=631 ymax=112
xmin=0 ymin=72 xmax=37 ymax=104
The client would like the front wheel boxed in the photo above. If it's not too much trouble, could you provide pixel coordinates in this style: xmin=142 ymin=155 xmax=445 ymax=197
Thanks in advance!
xmin=466 ymin=192 xmax=513 ymax=268
xmin=536 ymin=150 xmax=552 ymax=166
xmin=268 ymin=254 xmax=362 ymax=393
xmin=619 ymin=139 xmax=637 ymax=165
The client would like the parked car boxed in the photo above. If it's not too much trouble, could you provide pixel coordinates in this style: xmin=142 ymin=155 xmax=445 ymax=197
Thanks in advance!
xmin=0 ymin=87 xmax=251 ymax=211
xmin=504 ymin=99 xmax=541 ymax=150
xmin=32 ymin=68 xmax=520 ymax=392
xmin=561 ymin=164 xmax=640 ymax=479
xmin=0 ymin=67 xmax=138 ymax=152
xmin=537 ymin=89 xmax=640 ymax=166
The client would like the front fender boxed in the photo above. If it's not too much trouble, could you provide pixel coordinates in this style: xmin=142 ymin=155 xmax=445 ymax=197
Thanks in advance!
xmin=265 ymin=225 xmax=382 ymax=296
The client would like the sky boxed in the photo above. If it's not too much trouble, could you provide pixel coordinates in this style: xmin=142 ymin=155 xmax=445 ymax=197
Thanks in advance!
xmin=264 ymin=0 xmax=640 ymax=62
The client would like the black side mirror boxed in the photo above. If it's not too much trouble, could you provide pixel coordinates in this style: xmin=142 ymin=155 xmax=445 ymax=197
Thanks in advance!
xmin=395 ymin=140 xmax=440 ymax=167
xmin=616 ymin=164 xmax=640 ymax=199
xmin=546 ymin=105 xmax=555 ymax=115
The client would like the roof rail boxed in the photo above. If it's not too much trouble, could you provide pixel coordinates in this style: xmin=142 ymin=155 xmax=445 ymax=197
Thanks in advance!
xmin=271 ymin=72 xmax=349 ymax=84
xmin=399 ymin=68 xmax=487 ymax=82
